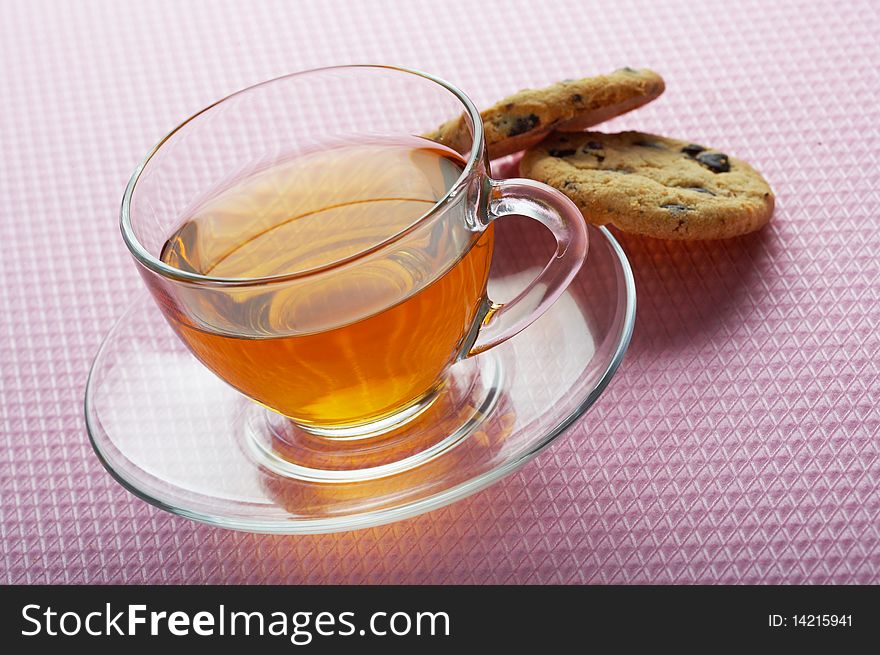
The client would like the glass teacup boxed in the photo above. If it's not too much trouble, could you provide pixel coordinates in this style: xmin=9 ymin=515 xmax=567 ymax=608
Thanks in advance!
xmin=121 ymin=65 xmax=587 ymax=472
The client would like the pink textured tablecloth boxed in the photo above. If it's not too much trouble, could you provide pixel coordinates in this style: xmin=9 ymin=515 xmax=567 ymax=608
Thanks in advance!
xmin=2 ymin=0 xmax=879 ymax=584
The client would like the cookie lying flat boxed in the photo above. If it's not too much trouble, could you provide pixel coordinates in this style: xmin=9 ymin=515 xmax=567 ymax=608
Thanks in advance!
xmin=426 ymin=68 xmax=665 ymax=160
xmin=520 ymin=131 xmax=774 ymax=240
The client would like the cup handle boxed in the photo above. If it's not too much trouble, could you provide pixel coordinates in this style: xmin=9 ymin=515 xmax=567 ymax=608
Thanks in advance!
xmin=466 ymin=177 xmax=589 ymax=357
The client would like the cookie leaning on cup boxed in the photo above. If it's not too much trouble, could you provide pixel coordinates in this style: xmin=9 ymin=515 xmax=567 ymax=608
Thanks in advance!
xmin=520 ymin=131 xmax=775 ymax=240
xmin=426 ymin=67 xmax=665 ymax=160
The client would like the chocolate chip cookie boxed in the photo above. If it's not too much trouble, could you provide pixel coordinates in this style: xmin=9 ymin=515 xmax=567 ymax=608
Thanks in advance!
xmin=426 ymin=68 xmax=665 ymax=160
xmin=520 ymin=131 xmax=774 ymax=240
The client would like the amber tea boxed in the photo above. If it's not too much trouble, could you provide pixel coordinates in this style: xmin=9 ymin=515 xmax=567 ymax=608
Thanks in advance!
xmin=159 ymin=137 xmax=494 ymax=429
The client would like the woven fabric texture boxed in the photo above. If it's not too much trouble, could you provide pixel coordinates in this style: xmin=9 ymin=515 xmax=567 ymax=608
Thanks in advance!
xmin=1 ymin=0 xmax=878 ymax=584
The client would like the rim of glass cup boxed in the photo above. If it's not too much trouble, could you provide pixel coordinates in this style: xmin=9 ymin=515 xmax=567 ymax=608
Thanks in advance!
xmin=119 ymin=64 xmax=485 ymax=287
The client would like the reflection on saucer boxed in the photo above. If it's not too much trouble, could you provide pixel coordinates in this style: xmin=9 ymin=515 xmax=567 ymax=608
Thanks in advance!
xmin=248 ymin=350 xmax=505 ymax=482
xmin=259 ymin=403 xmax=518 ymax=518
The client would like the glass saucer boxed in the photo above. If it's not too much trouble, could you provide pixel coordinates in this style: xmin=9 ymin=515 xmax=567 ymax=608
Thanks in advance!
xmin=85 ymin=223 xmax=635 ymax=534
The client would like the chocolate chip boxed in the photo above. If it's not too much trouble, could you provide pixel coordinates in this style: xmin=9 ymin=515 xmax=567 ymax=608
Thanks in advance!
xmin=581 ymin=141 xmax=605 ymax=162
xmin=548 ymin=148 xmax=577 ymax=157
xmin=570 ymin=93 xmax=583 ymax=103
xmin=507 ymin=114 xmax=540 ymax=136
xmin=634 ymin=140 xmax=664 ymax=149
xmin=681 ymin=144 xmax=706 ymax=157
xmin=696 ymin=152 xmax=730 ymax=173
xmin=683 ymin=186 xmax=716 ymax=195
xmin=504 ymin=102 xmax=515 ymax=110
xmin=620 ymin=67 xmax=639 ymax=74
xmin=661 ymin=203 xmax=692 ymax=212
